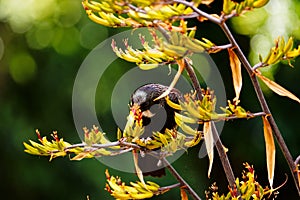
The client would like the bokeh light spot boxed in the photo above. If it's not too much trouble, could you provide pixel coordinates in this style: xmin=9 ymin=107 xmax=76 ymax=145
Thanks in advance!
xmin=52 ymin=27 xmax=80 ymax=55
xmin=54 ymin=0 xmax=82 ymax=28
xmin=231 ymin=8 xmax=268 ymax=36
xmin=26 ymin=22 xmax=55 ymax=49
xmin=80 ymin=23 xmax=109 ymax=49
xmin=9 ymin=53 xmax=37 ymax=84
xmin=0 ymin=0 xmax=56 ymax=33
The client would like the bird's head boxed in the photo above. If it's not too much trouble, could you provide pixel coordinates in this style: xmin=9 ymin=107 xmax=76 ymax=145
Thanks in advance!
xmin=129 ymin=84 xmax=181 ymax=132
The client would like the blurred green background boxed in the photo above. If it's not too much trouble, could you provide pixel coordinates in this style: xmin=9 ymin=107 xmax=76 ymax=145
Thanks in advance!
xmin=1 ymin=0 xmax=300 ymax=199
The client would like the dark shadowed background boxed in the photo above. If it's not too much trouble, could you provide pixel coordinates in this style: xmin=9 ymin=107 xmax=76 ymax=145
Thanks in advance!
xmin=1 ymin=0 xmax=300 ymax=199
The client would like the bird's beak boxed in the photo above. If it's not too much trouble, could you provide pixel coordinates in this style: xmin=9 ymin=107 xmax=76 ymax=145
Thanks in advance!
xmin=141 ymin=109 xmax=155 ymax=118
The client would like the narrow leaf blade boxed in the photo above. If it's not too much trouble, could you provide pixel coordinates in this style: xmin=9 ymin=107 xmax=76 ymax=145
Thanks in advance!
xmin=204 ymin=121 xmax=214 ymax=178
xmin=154 ymin=59 xmax=185 ymax=101
xmin=262 ymin=116 xmax=276 ymax=189
xmin=132 ymin=150 xmax=147 ymax=189
xmin=256 ymin=72 xmax=300 ymax=103
xmin=228 ymin=48 xmax=242 ymax=101
xmin=180 ymin=188 xmax=188 ymax=200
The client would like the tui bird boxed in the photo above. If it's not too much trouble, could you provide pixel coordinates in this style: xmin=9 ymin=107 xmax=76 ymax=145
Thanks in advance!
xmin=130 ymin=83 xmax=182 ymax=177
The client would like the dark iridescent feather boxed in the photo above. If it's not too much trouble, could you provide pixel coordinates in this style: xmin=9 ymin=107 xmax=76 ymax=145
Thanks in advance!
xmin=130 ymin=84 xmax=182 ymax=177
